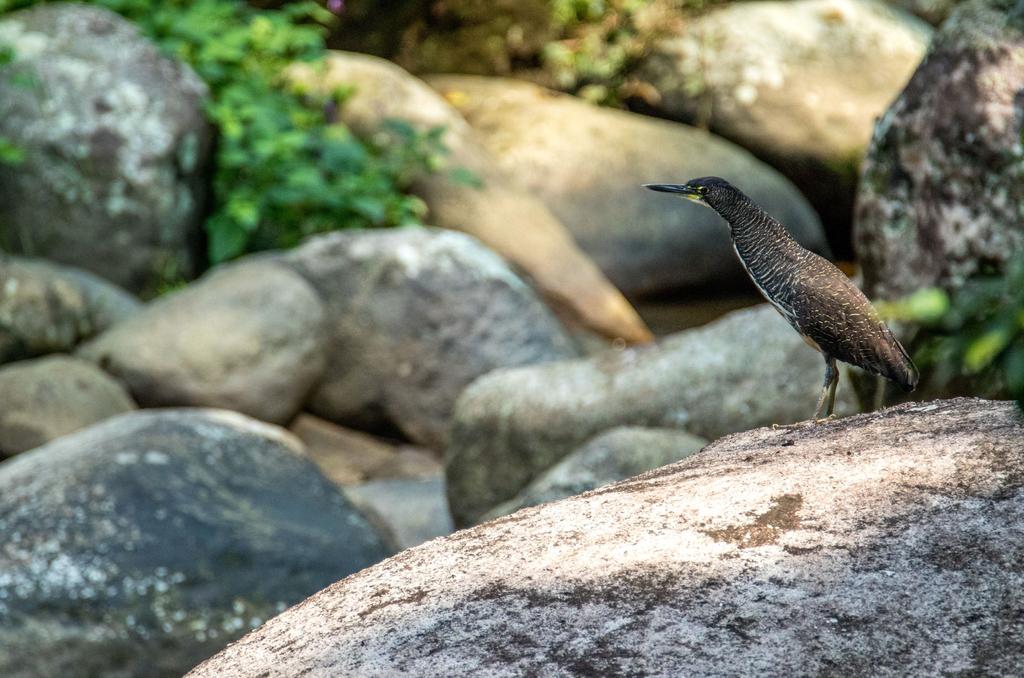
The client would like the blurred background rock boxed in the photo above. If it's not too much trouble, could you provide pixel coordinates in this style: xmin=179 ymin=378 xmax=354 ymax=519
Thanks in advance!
xmin=2 ymin=0 xmax=1023 ymax=675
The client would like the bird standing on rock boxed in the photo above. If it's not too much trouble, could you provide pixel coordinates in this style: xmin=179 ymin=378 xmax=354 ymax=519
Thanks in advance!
xmin=645 ymin=177 xmax=918 ymax=420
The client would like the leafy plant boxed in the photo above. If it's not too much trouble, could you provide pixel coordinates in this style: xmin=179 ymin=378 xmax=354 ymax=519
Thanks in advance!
xmin=0 ymin=0 xmax=442 ymax=262
xmin=877 ymin=259 xmax=1024 ymax=408
xmin=0 ymin=41 xmax=23 ymax=165
xmin=542 ymin=0 xmax=718 ymax=105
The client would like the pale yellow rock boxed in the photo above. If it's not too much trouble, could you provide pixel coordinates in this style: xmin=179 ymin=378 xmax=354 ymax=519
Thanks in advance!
xmin=287 ymin=52 xmax=653 ymax=345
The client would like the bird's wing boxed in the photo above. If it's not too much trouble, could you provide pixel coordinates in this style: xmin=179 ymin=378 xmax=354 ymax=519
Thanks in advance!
xmin=789 ymin=255 xmax=915 ymax=387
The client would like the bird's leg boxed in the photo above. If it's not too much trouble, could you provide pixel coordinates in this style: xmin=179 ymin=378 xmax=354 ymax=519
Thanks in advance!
xmin=825 ymin=357 xmax=839 ymax=417
xmin=813 ymin=356 xmax=837 ymax=421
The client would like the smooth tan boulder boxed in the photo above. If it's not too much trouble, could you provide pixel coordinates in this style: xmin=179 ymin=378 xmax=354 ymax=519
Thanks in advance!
xmin=429 ymin=75 xmax=828 ymax=297
xmin=288 ymin=51 xmax=652 ymax=344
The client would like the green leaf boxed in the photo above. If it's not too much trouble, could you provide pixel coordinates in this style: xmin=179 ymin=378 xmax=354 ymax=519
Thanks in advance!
xmin=877 ymin=288 xmax=949 ymax=324
xmin=964 ymin=326 xmax=1013 ymax=373
xmin=449 ymin=166 xmax=484 ymax=189
xmin=207 ymin=218 xmax=249 ymax=263
xmin=0 ymin=138 xmax=24 ymax=165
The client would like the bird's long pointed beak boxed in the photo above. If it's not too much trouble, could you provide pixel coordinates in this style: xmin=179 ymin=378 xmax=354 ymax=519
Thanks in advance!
xmin=643 ymin=183 xmax=704 ymax=203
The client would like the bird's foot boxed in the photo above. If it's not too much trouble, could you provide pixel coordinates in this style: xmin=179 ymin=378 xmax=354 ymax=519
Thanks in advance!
xmin=813 ymin=413 xmax=838 ymax=424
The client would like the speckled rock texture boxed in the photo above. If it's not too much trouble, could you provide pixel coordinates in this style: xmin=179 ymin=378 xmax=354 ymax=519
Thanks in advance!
xmin=288 ymin=52 xmax=652 ymax=344
xmin=280 ymin=228 xmax=577 ymax=449
xmin=481 ymin=426 xmax=708 ymax=521
xmin=0 ymin=255 xmax=140 ymax=365
xmin=639 ymin=0 xmax=931 ymax=252
xmin=428 ymin=75 xmax=828 ymax=297
xmin=447 ymin=304 xmax=859 ymax=526
xmin=0 ymin=409 xmax=390 ymax=678
xmin=0 ymin=4 xmax=211 ymax=294
xmin=855 ymin=0 xmax=1024 ymax=299
xmin=0 ymin=354 xmax=135 ymax=456
xmin=189 ymin=398 xmax=1024 ymax=677
xmin=78 ymin=260 xmax=326 ymax=424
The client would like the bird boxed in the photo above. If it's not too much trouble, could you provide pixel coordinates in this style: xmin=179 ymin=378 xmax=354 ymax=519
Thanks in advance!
xmin=644 ymin=176 xmax=918 ymax=420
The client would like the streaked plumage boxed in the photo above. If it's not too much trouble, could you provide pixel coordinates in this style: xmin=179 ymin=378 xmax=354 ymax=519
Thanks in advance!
xmin=645 ymin=176 xmax=917 ymax=419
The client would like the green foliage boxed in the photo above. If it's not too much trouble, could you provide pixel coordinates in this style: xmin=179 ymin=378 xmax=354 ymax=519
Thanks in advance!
xmin=543 ymin=0 xmax=718 ymax=105
xmin=879 ymin=259 xmax=1024 ymax=408
xmin=0 ymin=0 xmax=442 ymax=263
xmin=0 ymin=41 xmax=22 ymax=165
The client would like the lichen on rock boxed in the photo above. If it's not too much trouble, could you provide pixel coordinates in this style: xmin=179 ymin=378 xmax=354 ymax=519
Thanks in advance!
xmin=855 ymin=0 xmax=1024 ymax=299
xmin=0 ymin=4 xmax=212 ymax=294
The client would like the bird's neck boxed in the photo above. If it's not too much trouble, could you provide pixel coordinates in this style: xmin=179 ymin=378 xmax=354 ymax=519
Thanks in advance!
xmin=712 ymin=195 xmax=798 ymax=255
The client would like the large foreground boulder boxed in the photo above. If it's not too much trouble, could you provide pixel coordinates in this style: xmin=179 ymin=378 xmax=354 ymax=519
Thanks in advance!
xmin=855 ymin=0 xmax=1024 ymax=299
xmin=78 ymin=260 xmax=326 ymax=425
xmin=0 ymin=409 xmax=390 ymax=678
xmin=280 ymin=228 xmax=577 ymax=449
xmin=0 ymin=354 xmax=135 ymax=456
xmin=0 ymin=256 xmax=140 ymax=364
xmin=189 ymin=398 xmax=1024 ymax=677
xmin=288 ymin=51 xmax=652 ymax=344
xmin=446 ymin=304 xmax=859 ymax=525
xmin=639 ymin=0 xmax=931 ymax=251
xmin=428 ymin=75 xmax=828 ymax=297
xmin=0 ymin=4 xmax=211 ymax=294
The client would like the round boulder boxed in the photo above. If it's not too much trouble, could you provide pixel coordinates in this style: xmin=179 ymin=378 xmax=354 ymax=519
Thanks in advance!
xmin=855 ymin=0 xmax=1024 ymax=299
xmin=0 ymin=354 xmax=135 ymax=456
xmin=280 ymin=228 xmax=578 ymax=449
xmin=0 ymin=4 xmax=211 ymax=294
xmin=0 ymin=256 xmax=140 ymax=365
xmin=638 ymin=0 xmax=931 ymax=253
xmin=429 ymin=75 xmax=828 ymax=297
xmin=0 ymin=409 xmax=390 ymax=678
xmin=78 ymin=260 xmax=326 ymax=424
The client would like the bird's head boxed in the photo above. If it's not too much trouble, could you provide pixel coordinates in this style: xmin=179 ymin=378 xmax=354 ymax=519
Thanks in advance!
xmin=643 ymin=176 xmax=739 ymax=212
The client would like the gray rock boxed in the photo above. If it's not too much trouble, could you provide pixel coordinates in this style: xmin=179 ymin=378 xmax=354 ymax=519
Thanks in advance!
xmin=344 ymin=477 xmax=454 ymax=551
xmin=78 ymin=260 xmax=326 ymax=424
xmin=288 ymin=52 xmax=653 ymax=344
xmin=0 ymin=409 xmax=390 ymax=678
xmin=0 ymin=4 xmax=211 ymax=294
xmin=0 ymin=354 xmax=135 ymax=456
xmin=482 ymin=426 xmax=707 ymax=520
xmin=855 ymin=0 xmax=1024 ymax=300
xmin=639 ymin=0 xmax=931 ymax=249
xmin=428 ymin=75 xmax=828 ymax=297
xmin=187 ymin=398 xmax=1024 ymax=678
xmin=281 ymin=228 xmax=577 ymax=449
xmin=0 ymin=255 xmax=140 ymax=364
xmin=446 ymin=304 xmax=859 ymax=526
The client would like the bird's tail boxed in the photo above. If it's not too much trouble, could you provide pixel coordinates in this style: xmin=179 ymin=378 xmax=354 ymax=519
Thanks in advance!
xmin=888 ymin=336 xmax=919 ymax=392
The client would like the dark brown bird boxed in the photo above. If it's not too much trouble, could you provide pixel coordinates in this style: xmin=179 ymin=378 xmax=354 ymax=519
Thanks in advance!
xmin=645 ymin=176 xmax=918 ymax=419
